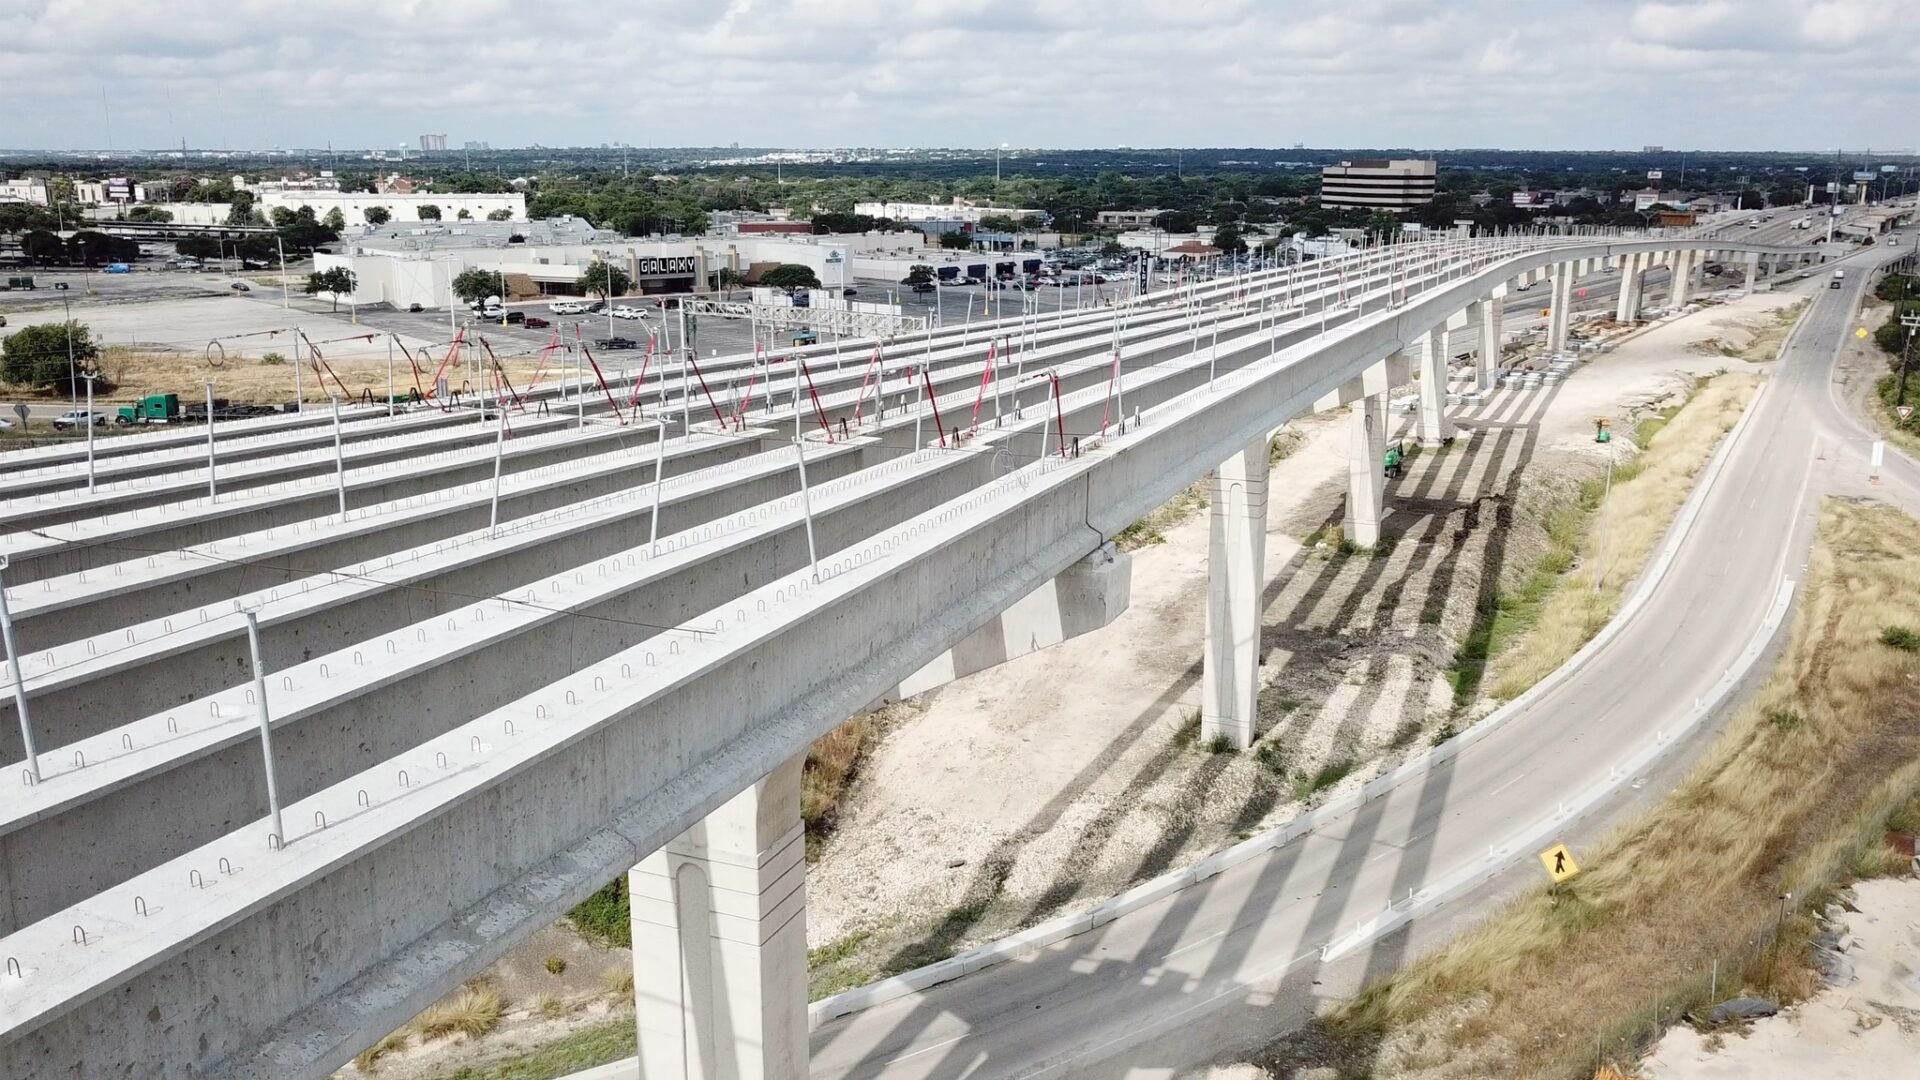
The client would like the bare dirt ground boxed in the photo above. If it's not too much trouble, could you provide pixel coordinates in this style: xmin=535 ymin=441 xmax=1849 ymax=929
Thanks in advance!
xmin=803 ymin=286 xmax=1811 ymax=987
xmin=1641 ymin=875 xmax=1920 ymax=1080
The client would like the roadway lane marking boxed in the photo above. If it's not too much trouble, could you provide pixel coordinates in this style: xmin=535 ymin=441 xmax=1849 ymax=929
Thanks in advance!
xmin=1485 ymin=773 xmax=1526 ymax=798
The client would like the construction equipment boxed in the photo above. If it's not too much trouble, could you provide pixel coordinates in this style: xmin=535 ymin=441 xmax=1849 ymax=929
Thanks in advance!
xmin=115 ymin=393 xmax=285 ymax=425
xmin=1594 ymin=417 xmax=1612 ymax=444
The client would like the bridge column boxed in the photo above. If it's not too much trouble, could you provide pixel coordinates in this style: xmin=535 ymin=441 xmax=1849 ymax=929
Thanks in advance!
xmin=1478 ymin=289 xmax=1504 ymax=389
xmin=1670 ymin=250 xmax=1694 ymax=307
xmin=1201 ymin=437 xmax=1269 ymax=750
xmin=630 ymin=756 xmax=807 ymax=1080
xmin=1416 ymin=325 xmax=1453 ymax=446
xmin=1547 ymin=262 xmax=1573 ymax=353
xmin=1745 ymin=252 xmax=1761 ymax=292
xmin=1615 ymin=252 xmax=1642 ymax=323
xmin=1344 ymin=391 xmax=1388 ymax=547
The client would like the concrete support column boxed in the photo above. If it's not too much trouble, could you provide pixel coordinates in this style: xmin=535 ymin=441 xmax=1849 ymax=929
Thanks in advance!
xmin=1547 ymin=262 xmax=1574 ymax=353
xmin=1478 ymin=289 xmax=1505 ymax=389
xmin=1670 ymin=250 xmax=1693 ymax=307
xmin=1616 ymin=252 xmax=1645 ymax=323
xmin=631 ymin=757 xmax=807 ymax=1080
xmin=1201 ymin=437 xmax=1269 ymax=750
xmin=1344 ymin=392 xmax=1388 ymax=547
xmin=1416 ymin=326 xmax=1453 ymax=446
xmin=1745 ymin=252 xmax=1761 ymax=292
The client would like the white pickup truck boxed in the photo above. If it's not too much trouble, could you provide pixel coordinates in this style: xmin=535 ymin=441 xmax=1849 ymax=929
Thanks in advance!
xmin=1830 ymin=269 xmax=1845 ymax=290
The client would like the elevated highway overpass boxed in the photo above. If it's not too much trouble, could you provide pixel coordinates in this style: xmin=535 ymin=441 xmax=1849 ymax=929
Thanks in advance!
xmin=0 ymin=229 xmax=1823 ymax=1078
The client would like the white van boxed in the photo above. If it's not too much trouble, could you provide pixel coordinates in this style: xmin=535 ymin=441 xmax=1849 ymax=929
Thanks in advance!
xmin=549 ymin=300 xmax=587 ymax=315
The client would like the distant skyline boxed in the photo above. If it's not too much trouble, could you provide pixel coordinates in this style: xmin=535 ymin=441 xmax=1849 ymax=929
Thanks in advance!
xmin=2 ymin=0 xmax=1917 ymax=155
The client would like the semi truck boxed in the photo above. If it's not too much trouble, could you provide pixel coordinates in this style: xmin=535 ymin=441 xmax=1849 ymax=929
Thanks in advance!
xmin=115 ymin=393 xmax=289 ymax=425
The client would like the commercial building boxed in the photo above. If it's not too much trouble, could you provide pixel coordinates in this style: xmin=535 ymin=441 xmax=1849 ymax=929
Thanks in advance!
xmin=1095 ymin=209 xmax=1166 ymax=229
xmin=420 ymin=134 xmax=447 ymax=152
xmin=259 ymin=190 xmax=527 ymax=226
xmin=851 ymin=197 xmax=1045 ymax=225
xmin=1 ymin=176 xmax=49 ymax=206
xmin=1318 ymin=159 xmax=1438 ymax=211
xmin=313 ymin=230 xmax=854 ymax=311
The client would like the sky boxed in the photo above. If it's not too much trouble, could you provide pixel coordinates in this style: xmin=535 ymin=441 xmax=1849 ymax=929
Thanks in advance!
xmin=2 ymin=0 xmax=1916 ymax=154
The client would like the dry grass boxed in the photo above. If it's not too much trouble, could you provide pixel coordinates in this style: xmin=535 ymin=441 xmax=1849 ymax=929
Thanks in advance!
xmin=77 ymin=348 xmax=550 ymax=405
xmin=1115 ymin=477 xmax=1209 ymax=551
xmin=1279 ymin=499 xmax=1920 ymax=1080
xmin=599 ymin=966 xmax=634 ymax=1004
xmin=350 ymin=1030 xmax=409 ymax=1072
xmin=409 ymin=982 xmax=506 ymax=1042
xmin=1485 ymin=371 xmax=1760 ymax=701
xmin=533 ymin=992 xmax=568 ymax=1020
xmin=803 ymin=705 xmax=907 ymax=860
xmin=1721 ymin=301 xmax=1808 ymax=363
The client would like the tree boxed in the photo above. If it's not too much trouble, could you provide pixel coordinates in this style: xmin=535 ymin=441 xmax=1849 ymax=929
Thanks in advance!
xmin=1100 ymin=240 xmax=1128 ymax=258
xmin=579 ymin=260 xmax=632 ymax=301
xmin=759 ymin=264 xmax=822 ymax=292
xmin=417 ymin=204 xmax=442 ymax=221
xmin=68 ymin=230 xmax=136 ymax=266
xmin=938 ymin=231 xmax=973 ymax=250
xmin=322 ymin=207 xmax=347 ymax=232
xmin=715 ymin=267 xmax=746 ymax=289
xmin=451 ymin=268 xmax=506 ymax=304
xmin=22 ymin=230 xmax=65 ymax=265
xmin=903 ymin=264 xmax=935 ymax=285
xmin=173 ymin=235 xmax=223 ymax=261
xmin=976 ymin=214 xmax=1022 ymax=233
xmin=303 ymin=267 xmax=357 ymax=312
xmin=1212 ymin=225 xmax=1246 ymax=254
xmin=2 ymin=321 xmax=99 ymax=389
xmin=486 ymin=209 xmax=512 ymax=221
xmin=456 ymin=208 xmax=472 ymax=220
xmin=1736 ymin=189 xmax=1767 ymax=210
xmin=126 ymin=206 xmax=173 ymax=223
xmin=363 ymin=205 xmax=392 ymax=226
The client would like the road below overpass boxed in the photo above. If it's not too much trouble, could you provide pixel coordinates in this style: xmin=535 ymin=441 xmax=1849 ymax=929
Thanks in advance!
xmin=806 ymin=234 xmax=1919 ymax=1079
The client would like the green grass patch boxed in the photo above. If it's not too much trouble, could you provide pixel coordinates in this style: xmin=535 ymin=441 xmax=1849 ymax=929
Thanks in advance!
xmin=1291 ymin=759 xmax=1356 ymax=802
xmin=566 ymin=878 xmax=630 ymax=949
xmin=431 ymin=1017 xmax=636 ymax=1080
xmin=1880 ymin=625 xmax=1920 ymax=651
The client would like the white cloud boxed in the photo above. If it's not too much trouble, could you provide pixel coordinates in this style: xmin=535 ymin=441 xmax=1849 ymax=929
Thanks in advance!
xmin=0 ymin=0 xmax=1914 ymax=151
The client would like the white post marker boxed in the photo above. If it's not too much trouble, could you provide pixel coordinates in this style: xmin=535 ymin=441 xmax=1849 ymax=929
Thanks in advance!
xmin=385 ymin=333 xmax=395 ymax=417
xmin=292 ymin=326 xmax=303 ymax=413
xmin=205 ymin=381 xmax=217 ymax=501
xmin=330 ymin=395 xmax=346 ymax=516
xmin=1871 ymin=439 xmax=1885 ymax=483
xmin=0 ymin=557 xmax=41 ymax=783
xmin=242 ymin=608 xmax=285 ymax=847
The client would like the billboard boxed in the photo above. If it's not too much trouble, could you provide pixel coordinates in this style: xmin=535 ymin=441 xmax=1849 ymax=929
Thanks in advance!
xmin=1646 ymin=170 xmax=1663 ymax=180
xmin=1853 ymin=171 xmax=1876 ymax=182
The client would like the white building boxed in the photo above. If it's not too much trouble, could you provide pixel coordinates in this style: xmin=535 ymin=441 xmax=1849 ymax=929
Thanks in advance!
xmin=1095 ymin=209 xmax=1166 ymax=230
xmin=851 ymin=197 xmax=1045 ymax=224
xmin=314 ymin=232 xmax=854 ymax=311
xmin=1319 ymin=159 xmax=1438 ymax=210
xmin=2 ymin=177 xmax=50 ymax=206
xmin=259 ymin=190 xmax=527 ymax=227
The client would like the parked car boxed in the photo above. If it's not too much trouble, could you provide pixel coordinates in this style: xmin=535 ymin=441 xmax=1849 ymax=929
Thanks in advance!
xmin=594 ymin=337 xmax=639 ymax=350
xmin=549 ymin=300 xmax=588 ymax=315
xmin=229 ymin=282 xmax=250 ymax=292
xmin=504 ymin=310 xmax=526 ymax=324
xmin=842 ymin=287 xmax=858 ymax=297
xmin=52 ymin=409 xmax=107 ymax=431
xmin=911 ymin=282 xmax=936 ymax=294
xmin=407 ymin=303 xmax=424 ymax=312
xmin=525 ymin=316 xmax=551 ymax=329
xmin=585 ymin=300 xmax=606 ymax=313
xmin=611 ymin=305 xmax=648 ymax=320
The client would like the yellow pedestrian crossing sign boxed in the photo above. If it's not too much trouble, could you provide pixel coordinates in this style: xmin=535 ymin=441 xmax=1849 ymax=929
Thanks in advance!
xmin=1856 ymin=327 xmax=1869 ymax=339
xmin=1539 ymin=843 xmax=1581 ymax=884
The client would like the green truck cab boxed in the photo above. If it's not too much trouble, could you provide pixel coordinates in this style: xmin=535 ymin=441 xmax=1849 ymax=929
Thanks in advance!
xmin=115 ymin=393 xmax=180 ymax=425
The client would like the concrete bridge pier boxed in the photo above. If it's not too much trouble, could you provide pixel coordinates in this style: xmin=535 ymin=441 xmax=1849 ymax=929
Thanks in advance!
xmin=1547 ymin=262 xmax=1574 ymax=353
xmin=1478 ymin=289 xmax=1505 ymax=389
xmin=1200 ymin=437 xmax=1269 ymax=750
xmin=1616 ymin=252 xmax=1644 ymax=323
xmin=1416 ymin=326 xmax=1453 ymax=446
xmin=1344 ymin=390 xmax=1388 ymax=548
xmin=630 ymin=755 xmax=809 ymax=1080
xmin=1745 ymin=251 xmax=1762 ymax=292
xmin=1671 ymin=250 xmax=1695 ymax=307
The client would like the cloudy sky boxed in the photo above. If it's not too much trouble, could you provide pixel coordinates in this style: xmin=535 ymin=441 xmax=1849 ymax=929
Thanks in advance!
xmin=2 ymin=0 xmax=1915 ymax=153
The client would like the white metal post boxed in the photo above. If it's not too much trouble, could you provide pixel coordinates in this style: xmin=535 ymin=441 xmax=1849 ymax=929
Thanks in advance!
xmin=793 ymin=367 xmax=821 ymax=583
xmin=0 ymin=558 xmax=40 ymax=783
xmin=205 ymin=381 xmax=217 ymax=501
xmin=292 ymin=326 xmax=303 ymax=413
xmin=488 ymin=395 xmax=507 ymax=536
xmin=386 ymin=334 xmax=395 ymax=417
xmin=242 ymin=609 xmax=284 ymax=846
xmin=330 ymin=395 xmax=345 ymax=516
xmin=649 ymin=415 xmax=667 ymax=555
xmin=82 ymin=373 xmax=97 ymax=493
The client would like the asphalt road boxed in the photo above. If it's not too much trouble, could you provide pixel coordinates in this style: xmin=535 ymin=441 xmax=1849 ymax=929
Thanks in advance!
xmin=807 ymin=233 xmax=1919 ymax=1079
